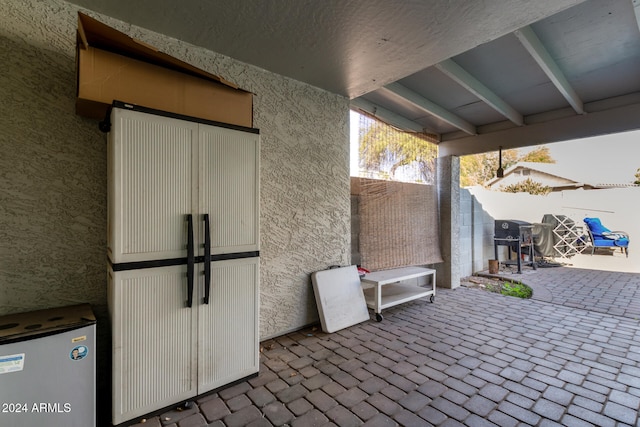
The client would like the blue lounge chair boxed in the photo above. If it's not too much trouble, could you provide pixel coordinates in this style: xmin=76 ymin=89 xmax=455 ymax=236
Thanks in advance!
xmin=583 ymin=217 xmax=629 ymax=257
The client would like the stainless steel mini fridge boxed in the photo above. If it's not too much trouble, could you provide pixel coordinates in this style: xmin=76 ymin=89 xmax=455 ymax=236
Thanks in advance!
xmin=0 ymin=304 xmax=96 ymax=427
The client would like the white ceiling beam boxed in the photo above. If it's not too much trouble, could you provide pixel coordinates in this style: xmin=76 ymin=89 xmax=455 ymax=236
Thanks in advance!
xmin=439 ymin=100 xmax=640 ymax=157
xmin=514 ymin=25 xmax=584 ymax=114
xmin=436 ymin=59 xmax=524 ymax=126
xmin=350 ymin=98 xmax=433 ymax=135
xmin=381 ymin=82 xmax=477 ymax=135
xmin=633 ymin=0 xmax=640 ymax=33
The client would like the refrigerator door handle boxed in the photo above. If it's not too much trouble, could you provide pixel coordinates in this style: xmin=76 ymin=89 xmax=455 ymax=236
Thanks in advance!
xmin=186 ymin=214 xmax=195 ymax=308
xmin=203 ymin=213 xmax=211 ymax=304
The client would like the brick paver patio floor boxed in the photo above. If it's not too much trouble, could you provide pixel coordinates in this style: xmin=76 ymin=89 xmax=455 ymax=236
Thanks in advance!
xmin=125 ymin=267 xmax=640 ymax=427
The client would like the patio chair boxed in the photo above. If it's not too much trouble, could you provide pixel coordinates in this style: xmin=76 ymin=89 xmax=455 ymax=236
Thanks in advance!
xmin=583 ymin=217 xmax=629 ymax=257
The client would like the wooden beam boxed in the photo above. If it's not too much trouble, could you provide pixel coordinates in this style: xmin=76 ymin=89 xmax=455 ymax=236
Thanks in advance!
xmin=436 ymin=59 xmax=524 ymax=126
xmin=515 ymin=25 xmax=584 ymax=114
xmin=350 ymin=98 xmax=431 ymax=134
xmin=381 ymin=82 xmax=477 ymax=135
xmin=438 ymin=101 xmax=640 ymax=156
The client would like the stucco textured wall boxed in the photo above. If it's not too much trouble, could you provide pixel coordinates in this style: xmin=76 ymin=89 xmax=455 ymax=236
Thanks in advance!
xmin=0 ymin=0 xmax=350 ymax=413
xmin=0 ymin=0 xmax=105 ymax=312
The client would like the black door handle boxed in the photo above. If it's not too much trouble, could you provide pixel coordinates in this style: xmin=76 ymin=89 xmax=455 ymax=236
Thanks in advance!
xmin=186 ymin=214 xmax=194 ymax=308
xmin=203 ymin=214 xmax=211 ymax=304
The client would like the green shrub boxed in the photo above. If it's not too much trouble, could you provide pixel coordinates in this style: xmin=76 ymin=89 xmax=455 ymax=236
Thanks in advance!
xmin=501 ymin=178 xmax=551 ymax=195
xmin=501 ymin=281 xmax=532 ymax=299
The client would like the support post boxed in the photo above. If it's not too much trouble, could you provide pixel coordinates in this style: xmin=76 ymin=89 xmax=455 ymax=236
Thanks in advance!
xmin=436 ymin=155 xmax=461 ymax=289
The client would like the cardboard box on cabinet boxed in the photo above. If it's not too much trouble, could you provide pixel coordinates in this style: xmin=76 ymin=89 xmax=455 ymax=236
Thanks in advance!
xmin=75 ymin=12 xmax=253 ymax=128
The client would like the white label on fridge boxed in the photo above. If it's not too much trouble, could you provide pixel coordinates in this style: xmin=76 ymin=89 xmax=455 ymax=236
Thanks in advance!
xmin=0 ymin=353 xmax=25 ymax=374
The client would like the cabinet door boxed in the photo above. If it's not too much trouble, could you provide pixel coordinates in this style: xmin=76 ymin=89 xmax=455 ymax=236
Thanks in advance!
xmin=197 ymin=257 xmax=260 ymax=393
xmin=108 ymin=108 xmax=198 ymax=264
xmin=198 ymin=124 xmax=259 ymax=254
xmin=109 ymin=266 xmax=198 ymax=425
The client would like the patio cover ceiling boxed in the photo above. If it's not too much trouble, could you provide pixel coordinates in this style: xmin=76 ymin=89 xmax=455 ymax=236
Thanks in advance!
xmin=67 ymin=0 xmax=640 ymax=156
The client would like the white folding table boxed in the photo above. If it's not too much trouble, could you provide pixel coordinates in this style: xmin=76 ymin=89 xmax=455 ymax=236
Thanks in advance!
xmin=360 ymin=266 xmax=436 ymax=321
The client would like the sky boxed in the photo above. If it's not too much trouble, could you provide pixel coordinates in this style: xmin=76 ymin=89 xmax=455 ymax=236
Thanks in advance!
xmin=526 ymin=130 xmax=640 ymax=184
xmin=350 ymin=111 xmax=640 ymax=184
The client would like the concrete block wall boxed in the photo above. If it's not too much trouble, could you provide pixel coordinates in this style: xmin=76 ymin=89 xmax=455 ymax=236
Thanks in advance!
xmin=460 ymin=185 xmax=640 ymax=276
xmin=436 ymin=156 xmax=461 ymax=289
xmin=459 ymin=188 xmax=496 ymax=277
xmin=460 ymin=189 xmax=474 ymax=276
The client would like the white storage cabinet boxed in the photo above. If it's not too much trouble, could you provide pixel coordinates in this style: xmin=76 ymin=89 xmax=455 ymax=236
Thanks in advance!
xmin=107 ymin=105 xmax=260 ymax=425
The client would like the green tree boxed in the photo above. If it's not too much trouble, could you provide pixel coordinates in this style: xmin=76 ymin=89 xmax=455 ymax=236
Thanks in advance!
xmin=359 ymin=120 xmax=437 ymax=183
xmin=634 ymin=168 xmax=640 ymax=185
xmin=460 ymin=145 xmax=555 ymax=187
xmin=459 ymin=149 xmax=518 ymax=187
xmin=501 ymin=178 xmax=551 ymax=195
xmin=519 ymin=146 xmax=555 ymax=163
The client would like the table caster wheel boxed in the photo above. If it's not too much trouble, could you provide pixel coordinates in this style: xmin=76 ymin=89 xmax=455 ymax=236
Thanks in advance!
xmin=375 ymin=313 xmax=383 ymax=322
xmin=430 ymin=295 xmax=435 ymax=303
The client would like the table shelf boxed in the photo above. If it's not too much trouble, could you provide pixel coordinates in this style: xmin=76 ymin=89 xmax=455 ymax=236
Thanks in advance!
xmin=360 ymin=266 xmax=436 ymax=321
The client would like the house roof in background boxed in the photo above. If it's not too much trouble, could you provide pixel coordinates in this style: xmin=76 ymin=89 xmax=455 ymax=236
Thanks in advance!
xmin=485 ymin=161 xmax=638 ymax=189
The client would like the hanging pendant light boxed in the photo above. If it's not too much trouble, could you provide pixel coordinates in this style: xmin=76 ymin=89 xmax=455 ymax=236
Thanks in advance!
xmin=496 ymin=146 xmax=504 ymax=178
